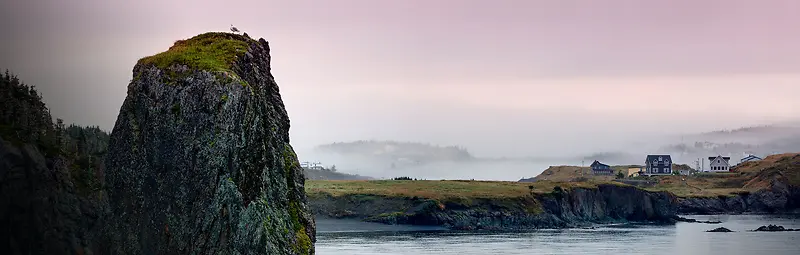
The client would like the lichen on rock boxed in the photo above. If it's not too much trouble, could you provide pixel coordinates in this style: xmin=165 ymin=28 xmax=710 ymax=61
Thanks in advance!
xmin=104 ymin=32 xmax=314 ymax=254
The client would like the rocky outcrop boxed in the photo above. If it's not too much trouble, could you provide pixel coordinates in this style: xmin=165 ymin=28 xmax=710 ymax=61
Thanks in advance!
xmin=0 ymin=138 xmax=107 ymax=255
xmin=310 ymin=184 xmax=677 ymax=230
xmin=1 ymin=72 xmax=108 ymax=255
xmin=678 ymin=182 xmax=800 ymax=214
xmin=673 ymin=216 xmax=720 ymax=224
xmin=103 ymin=32 xmax=314 ymax=254
xmin=706 ymin=227 xmax=733 ymax=232
xmin=753 ymin=225 xmax=800 ymax=232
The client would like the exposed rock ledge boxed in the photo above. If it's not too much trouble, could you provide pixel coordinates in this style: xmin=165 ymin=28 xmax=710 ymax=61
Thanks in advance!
xmin=103 ymin=32 xmax=314 ymax=254
xmin=310 ymin=184 xmax=677 ymax=230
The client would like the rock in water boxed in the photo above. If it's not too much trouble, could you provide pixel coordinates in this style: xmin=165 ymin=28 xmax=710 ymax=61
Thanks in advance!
xmin=753 ymin=225 xmax=799 ymax=232
xmin=104 ymin=32 xmax=315 ymax=254
xmin=706 ymin=227 xmax=734 ymax=232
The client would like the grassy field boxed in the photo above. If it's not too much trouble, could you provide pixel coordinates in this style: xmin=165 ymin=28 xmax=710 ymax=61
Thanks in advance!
xmin=306 ymin=179 xmax=606 ymax=200
xmin=306 ymin=153 xmax=800 ymax=199
xmin=138 ymin=32 xmax=253 ymax=72
xmin=531 ymin=166 xmax=617 ymax=182
xmin=643 ymin=153 xmax=800 ymax=197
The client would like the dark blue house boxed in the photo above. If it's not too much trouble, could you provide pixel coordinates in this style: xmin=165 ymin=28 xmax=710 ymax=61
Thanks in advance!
xmin=590 ymin=160 xmax=613 ymax=175
xmin=645 ymin=155 xmax=672 ymax=175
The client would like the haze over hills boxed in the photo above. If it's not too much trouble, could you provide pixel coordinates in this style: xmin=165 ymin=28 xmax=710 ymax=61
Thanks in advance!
xmin=302 ymin=122 xmax=800 ymax=181
xmin=584 ymin=123 xmax=800 ymax=167
xmin=302 ymin=140 xmax=567 ymax=180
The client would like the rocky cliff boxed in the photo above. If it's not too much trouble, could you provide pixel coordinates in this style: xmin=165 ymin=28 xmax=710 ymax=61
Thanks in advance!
xmin=678 ymin=188 xmax=800 ymax=214
xmin=678 ymin=154 xmax=800 ymax=214
xmin=1 ymin=72 xmax=108 ymax=254
xmin=0 ymin=138 xmax=108 ymax=255
xmin=310 ymin=184 xmax=677 ymax=230
xmin=678 ymin=180 xmax=800 ymax=214
xmin=103 ymin=32 xmax=314 ymax=254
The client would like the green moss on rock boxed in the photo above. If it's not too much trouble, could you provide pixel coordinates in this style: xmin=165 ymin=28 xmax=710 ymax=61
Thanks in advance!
xmin=292 ymin=226 xmax=312 ymax=255
xmin=137 ymin=32 xmax=254 ymax=73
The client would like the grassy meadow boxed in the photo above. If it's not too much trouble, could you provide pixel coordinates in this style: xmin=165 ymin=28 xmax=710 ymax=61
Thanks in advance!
xmin=306 ymin=179 xmax=609 ymax=200
xmin=305 ymin=153 xmax=800 ymax=199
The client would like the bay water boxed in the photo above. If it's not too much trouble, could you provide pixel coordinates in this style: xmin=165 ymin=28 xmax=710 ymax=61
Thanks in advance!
xmin=316 ymin=215 xmax=800 ymax=255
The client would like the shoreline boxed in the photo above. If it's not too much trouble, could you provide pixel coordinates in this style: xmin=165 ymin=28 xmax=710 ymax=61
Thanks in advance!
xmin=316 ymin=214 xmax=800 ymax=233
xmin=307 ymin=178 xmax=800 ymax=231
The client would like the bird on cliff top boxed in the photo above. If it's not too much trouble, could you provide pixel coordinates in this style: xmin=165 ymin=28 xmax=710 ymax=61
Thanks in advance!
xmin=230 ymin=24 xmax=240 ymax=33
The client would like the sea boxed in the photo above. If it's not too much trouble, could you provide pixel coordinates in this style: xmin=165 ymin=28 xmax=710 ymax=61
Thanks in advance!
xmin=315 ymin=215 xmax=800 ymax=255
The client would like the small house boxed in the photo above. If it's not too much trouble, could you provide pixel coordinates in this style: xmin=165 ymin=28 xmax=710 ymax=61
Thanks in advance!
xmin=708 ymin=155 xmax=731 ymax=172
xmin=740 ymin=154 xmax=762 ymax=164
xmin=590 ymin=160 xmax=613 ymax=175
xmin=645 ymin=155 xmax=672 ymax=175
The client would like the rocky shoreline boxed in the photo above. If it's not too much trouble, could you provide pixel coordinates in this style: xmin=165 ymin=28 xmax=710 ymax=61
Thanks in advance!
xmin=677 ymin=183 xmax=800 ymax=215
xmin=309 ymin=182 xmax=800 ymax=231
xmin=310 ymin=184 xmax=677 ymax=230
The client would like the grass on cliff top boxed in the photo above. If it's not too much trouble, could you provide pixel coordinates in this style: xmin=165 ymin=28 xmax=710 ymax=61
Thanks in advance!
xmin=648 ymin=153 xmax=800 ymax=198
xmin=137 ymin=32 xmax=254 ymax=72
xmin=306 ymin=180 xmax=607 ymax=200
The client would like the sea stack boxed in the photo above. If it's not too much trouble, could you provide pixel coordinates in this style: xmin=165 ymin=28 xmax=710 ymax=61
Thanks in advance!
xmin=104 ymin=32 xmax=314 ymax=254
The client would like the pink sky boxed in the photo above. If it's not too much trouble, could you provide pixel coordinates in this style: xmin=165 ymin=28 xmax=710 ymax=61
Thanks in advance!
xmin=1 ymin=0 xmax=799 ymax=157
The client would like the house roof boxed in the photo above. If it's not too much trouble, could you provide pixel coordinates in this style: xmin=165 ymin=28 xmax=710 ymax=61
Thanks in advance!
xmin=708 ymin=156 xmax=731 ymax=162
xmin=741 ymin=155 xmax=762 ymax=161
xmin=590 ymin=160 xmax=609 ymax=168
xmin=645 ymin=155 xmax=672 ymax=164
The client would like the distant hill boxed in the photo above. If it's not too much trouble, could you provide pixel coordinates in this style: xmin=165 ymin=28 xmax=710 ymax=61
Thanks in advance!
xmin=577 ymin=123 xmax=800 ymax=167
xmin=518 ymin=163 xmax=695 ymax=183
xmin=518 ymin=165 xmax=634 ymax=182
xmin=302 ymin=168 xmax=373 ymax=181
xmin=660 ymin=124 xmax=800 ymax=162
xmin=315 ymin=140 xmax=474 ymax=166
xmin=735 ymin=153 xmax=800 ymax=189
xmin=696 ymin=125 xmax=800 ymax=140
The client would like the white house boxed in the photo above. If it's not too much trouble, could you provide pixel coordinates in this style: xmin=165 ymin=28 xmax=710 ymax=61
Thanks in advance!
xmin=707 ymin=155 xmax=731 ymax=172
xmin=300 ymin=161 xmax=326 ymax=170
xmin=740 ymin=154 xmax=763 ymax=164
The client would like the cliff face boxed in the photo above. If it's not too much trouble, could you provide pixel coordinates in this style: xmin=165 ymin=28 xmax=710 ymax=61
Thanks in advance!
xmin=310 ymin=184 xmax=676 ymax=230
xmin=104 ymin=33 xmax=314 ymax=254
xmin=678 ymin=182 xmax=800 ymax=214
xmin=1 ymin=72 xmax=110 ymax=255
xmin=679 ymin=154 xmax=800 ymax=214
xmin=0 ymin=138 xmax=108 ymax=255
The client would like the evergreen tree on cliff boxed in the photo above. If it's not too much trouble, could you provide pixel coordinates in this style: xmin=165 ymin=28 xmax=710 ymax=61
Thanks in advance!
xmin=1 ymin=71 xmax=110 ymax=254
xmin=103 ymin=32 xmax=315 ymax=254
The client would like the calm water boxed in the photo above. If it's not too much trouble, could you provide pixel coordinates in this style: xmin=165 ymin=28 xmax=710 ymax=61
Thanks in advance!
xmin=316 ymin=215 xmax=800 ymax=255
